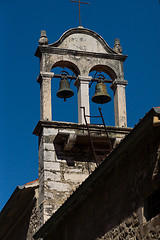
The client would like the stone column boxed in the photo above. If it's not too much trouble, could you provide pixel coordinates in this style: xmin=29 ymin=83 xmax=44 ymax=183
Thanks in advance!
xmin=37 ymin=72 xmax=54 ymax=121
xmin=111 ymin=79 xmax=128 ymax=127
xmin=75 ymin=76 xmax=92 ymax=124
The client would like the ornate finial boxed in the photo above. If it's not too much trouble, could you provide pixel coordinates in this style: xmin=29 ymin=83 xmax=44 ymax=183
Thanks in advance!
xmin=113 ymin=39 xmax=122 ymax=54
xmin=39 ymin=30 xmax=49 ymax=45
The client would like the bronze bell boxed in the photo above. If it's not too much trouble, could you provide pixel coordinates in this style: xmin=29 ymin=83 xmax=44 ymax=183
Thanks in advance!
xmin=56 ymin=78 xmax=74 ymax=101
xmin=92 ymin=81 xmax=111 ymax=104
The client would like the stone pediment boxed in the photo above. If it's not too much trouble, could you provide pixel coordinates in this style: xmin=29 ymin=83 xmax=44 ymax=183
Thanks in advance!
xmin=50 ymin=28 xmax=117 ymax=54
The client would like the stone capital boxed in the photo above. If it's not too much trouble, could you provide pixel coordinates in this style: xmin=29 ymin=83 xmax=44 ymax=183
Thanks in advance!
xmin=74 ymin=76 xmax=92 ymax=87
xmin=37 ymin=72 xmax=54 ymax=83
xmin=110 ymin=79 xmax=128 ymax=90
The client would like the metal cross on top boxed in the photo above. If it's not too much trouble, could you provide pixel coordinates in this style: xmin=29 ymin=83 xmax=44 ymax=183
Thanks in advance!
xmin=70 ymin=0 xmax=90 ymax=27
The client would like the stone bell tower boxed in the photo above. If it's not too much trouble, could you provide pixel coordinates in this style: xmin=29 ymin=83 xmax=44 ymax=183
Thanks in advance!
xmin=33 ymin=27 xmax=130 ymax=227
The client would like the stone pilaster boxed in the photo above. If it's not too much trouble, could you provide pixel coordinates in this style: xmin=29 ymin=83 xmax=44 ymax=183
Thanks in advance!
xmin=75 ymin=76 xmax=92 ymax=124
xmin=111 ymin=79 xmax=128 ymax=127
xmin=37 ymin=72 xmax=54 ymax=121
xmin=38 ymin=127 xmax=58 ymax=226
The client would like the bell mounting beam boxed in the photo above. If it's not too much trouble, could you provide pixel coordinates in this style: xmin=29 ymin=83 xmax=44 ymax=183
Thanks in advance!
xmin=70 ymin=0 xmax=90 ymax=26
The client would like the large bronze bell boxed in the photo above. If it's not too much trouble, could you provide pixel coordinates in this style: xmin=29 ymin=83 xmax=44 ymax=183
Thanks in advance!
xmin=56 ymin=78 xmax=74 ymax=101
xmin=92 ymin=81 xmax=111 ymax=104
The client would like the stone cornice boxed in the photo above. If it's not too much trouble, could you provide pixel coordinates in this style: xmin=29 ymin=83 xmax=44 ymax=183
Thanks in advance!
xmin=35 ymin=45 xmax=128 ymax=62
xmin=33 ymin=120 xmax=132 ymax=137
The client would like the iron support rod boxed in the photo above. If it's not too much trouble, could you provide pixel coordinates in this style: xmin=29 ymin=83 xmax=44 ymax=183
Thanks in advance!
xmin=51 ymin=75 xmax=112 ymax=84
xmin=92 ymin=78 xmax=112 ymax=83
xmin=71 ymin=0 xmax=90 ymax=3
xmin=85 ymin=115 xmax=101 ymax=118
xmin=89 ymin=78 xmax=112 ymax=88
xmin=79 ymin=0 xmax=81 ymax=26
xmin=53 ymin=74 xmax=77 ymax=80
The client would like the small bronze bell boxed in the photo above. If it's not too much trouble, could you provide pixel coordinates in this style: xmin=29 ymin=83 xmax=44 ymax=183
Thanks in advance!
xmin=56 ymin=77 xmax=74 ymax=101
xmin=92 ymin=81 xmax=111 ymax=104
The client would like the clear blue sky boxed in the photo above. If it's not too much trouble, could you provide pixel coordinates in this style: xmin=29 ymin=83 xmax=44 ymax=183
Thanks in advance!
xmin=0 ymin=0 xmax=160 ymax=210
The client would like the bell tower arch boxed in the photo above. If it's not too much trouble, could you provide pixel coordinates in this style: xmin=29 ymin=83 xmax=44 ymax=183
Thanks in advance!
xmin=35 ymin=28 xmax=128 ymax=127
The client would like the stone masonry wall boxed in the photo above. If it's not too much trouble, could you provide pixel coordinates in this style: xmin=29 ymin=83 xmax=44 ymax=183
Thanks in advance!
xmin=96 ymin=211 xmax=160 ymax=240
xmin=46 ymin=121 xmax=160 ymax=240
xmin=96 ymin=212 xmax=141 ymax=240
xmin=38 ymin=126 xmax=96 ymax=227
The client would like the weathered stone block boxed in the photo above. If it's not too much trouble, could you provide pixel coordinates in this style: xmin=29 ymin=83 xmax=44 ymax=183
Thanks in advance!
xmin=44 ymin=214 xmax=50 ymax=223
xmin=43 ymin=128 xmax=58 ymax=136
xmin=64 ymin=173 xmax=88 ymax=183
xmin=44 ymin=143 xmax=55 ymax=151
xmin=44 ymin=162 xmax=60 ymax=171
xmin=47 ymin=181 xmax=71 ymax=192
xmin=44 ymin=150 xmax=55 ymax=162
xmin=44 ymin=191 xmax=54 ymax=199
xmin=44 ymin=171 xmax=61 ymax=181
xmin=44 ymin=204 xmax=54 ymax=217
xmin=67 ymin=168 xmax=83 ymax=173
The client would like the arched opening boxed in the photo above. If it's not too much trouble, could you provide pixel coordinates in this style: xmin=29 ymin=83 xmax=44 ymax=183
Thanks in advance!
xmin=89 ymin=66 xmax=115 ymax=126
xmin=51 ymin=61 xmax=80 ymax=122
xmin=89 ymin=65 xmax=117 ymax=80
xmin=52 ymin=60 xmax=80 ymax=76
